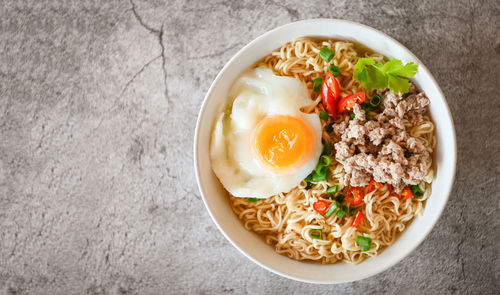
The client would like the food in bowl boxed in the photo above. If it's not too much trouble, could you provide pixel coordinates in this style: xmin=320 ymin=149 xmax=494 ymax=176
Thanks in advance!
xmin=209 ymin=37 xmax=436 ymax=264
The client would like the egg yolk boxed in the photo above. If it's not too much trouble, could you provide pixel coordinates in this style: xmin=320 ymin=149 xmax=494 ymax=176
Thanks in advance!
xmin=252 ymin=115 xmax=314 ymax=172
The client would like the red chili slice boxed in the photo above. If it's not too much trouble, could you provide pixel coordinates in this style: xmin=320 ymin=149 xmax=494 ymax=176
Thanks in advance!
xmin=337 ymin=92 xmax=366 ymax=113
xmin=401 ymin=187 xmax=413 ymax=200
xmin=321 ymin=72 xmax=340 ymax=118
xmin=368 ymin=179 xmax=383 ymax=193
xmin=387 ymin=184 xmax=400 ymax=198
xmin=352 ymin=211 xmax=364 ymax=227
xmin=313 ymin=200 xmax=329 ymax=214
xmin=346 ymin=187 xmax=365 ymax=205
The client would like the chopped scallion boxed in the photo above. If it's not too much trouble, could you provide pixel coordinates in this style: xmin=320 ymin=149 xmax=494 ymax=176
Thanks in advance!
xmin=322 ymin=143 xmax=334 ymax=156
xmin=336 ymin=205 xmax=348 ymax=219
xmin=327 ymin=64 xmax=340 ymax=77
xmin=319 ymin=110 xmax=329 ymax=122
xmin=327 ymin=185 xmax=338 ymax=195
xmin=336 ymin=194 xmax=345 ymax=204
xmin=325 ymin=201 xmax=340 ymax=218
xmin=349 ymin=112 xmax=355 ymax=119
xmin=361 ymin=103 xmax=372 ymax=113
xmin=349 ymin=208 xmax=358 ymax=216
xmin=305 ymin=148 xmax=334 ymax=183
xmin=321 ymin=155 xmax=331 ymax=166
xmin=369 ymin=94 xmax=381 ymax=107
xmin=325 ymin=123 xmax=333 ymax=133
xmin=319 ymin=47 xmax=334 ymax=63
xmin=356 ymin=236 xmax=372 ymax=252
xmin=309 ymin=229 xmax=322 ymax=239
xmin=410 ymin=184 xmax=424 ymax=197
xmin=305 ymin=166 xmax=329 ymax=182
xmin=312 ymin=78 xmax=323 ymax=92
xmin=248 ymin=198 xmax=260 ymax=203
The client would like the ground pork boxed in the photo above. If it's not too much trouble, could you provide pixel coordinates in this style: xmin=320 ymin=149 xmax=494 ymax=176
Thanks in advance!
xmin=333 ymin=84 xmax=431 ymax=193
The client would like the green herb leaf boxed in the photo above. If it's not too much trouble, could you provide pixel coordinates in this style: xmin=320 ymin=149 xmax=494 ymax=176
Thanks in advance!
xmin=356 ymin=236 xmax=372 ymax=252
xmin=248 ymin=198 xmax=260 ymax=203
xmin=382 ymin=59 xmax=418 ymax=78
xmin=349 ymin=207 xmax=358 ymax=216
xmin=349 ymin=111 xmax=355 ymax=119
xmin=319 ymin=110 xmax=329 ymax=122
xmin=353 ymin=58 xmax=418 ymax=94
xmin=387 ymin=74 xmax=410 ymax=94
xmin=305 ymin=182 xmax=313 ymax=190
xmin=353 ymin=58 xmax=375 ymax=81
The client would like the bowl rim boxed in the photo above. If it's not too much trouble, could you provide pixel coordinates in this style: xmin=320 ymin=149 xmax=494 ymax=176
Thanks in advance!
xmin=193 ymin=18 xmax=457 ymax=284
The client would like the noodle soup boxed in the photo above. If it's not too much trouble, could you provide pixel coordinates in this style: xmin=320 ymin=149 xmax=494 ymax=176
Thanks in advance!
xmin=211 ymin=38 xmax=435 ymax=264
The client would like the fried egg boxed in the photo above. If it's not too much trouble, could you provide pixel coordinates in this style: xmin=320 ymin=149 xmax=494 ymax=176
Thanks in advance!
xmin=210 ymin=68 xmax=323 ymax=198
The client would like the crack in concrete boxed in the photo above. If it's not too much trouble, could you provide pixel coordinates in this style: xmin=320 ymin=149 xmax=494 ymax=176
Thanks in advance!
xmin=158 ymin=25 xmax=170 ymax=112
xmin=188 ymin=42 xmax=242 ymax=60
xmin=456 ymin=206 xmax=466 ymax=281
xmin=117 ymin=55 xmax=161 ymax=99
xmin=129 ymin=0 xmax=170 ymax=112
xmin=267 ymin=0 xmax=299 ymax=20
xmin=129 ymin=0 xmax=160 ymax=35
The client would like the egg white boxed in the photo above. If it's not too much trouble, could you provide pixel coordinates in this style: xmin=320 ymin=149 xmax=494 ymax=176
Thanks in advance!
xmin=210 ymin=68 xmax=323 ymax=198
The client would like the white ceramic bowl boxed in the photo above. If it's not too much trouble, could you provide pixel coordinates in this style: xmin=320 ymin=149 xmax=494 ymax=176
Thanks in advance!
xmin=193 ymin=19 xmax=456 ymax=284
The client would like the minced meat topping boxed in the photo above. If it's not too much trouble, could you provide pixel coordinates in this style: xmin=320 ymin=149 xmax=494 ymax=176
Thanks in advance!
xmin=333 ymin=85 xmax=431 ymax=193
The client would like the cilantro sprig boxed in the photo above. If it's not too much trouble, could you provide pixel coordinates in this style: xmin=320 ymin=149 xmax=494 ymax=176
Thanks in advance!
xmin=353 ymin=58 xmax=418 ymax=94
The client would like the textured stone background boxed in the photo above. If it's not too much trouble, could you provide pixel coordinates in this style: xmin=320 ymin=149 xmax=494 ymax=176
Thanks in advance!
xmin=1 ymin=0 xmax=499 ymax=294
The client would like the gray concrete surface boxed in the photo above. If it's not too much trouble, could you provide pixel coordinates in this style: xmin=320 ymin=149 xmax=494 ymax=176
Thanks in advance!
xmin=0 ymin=0 xmax=499 ymax=294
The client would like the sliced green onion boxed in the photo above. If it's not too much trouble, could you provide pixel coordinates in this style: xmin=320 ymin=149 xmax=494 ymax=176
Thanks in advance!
xmin=325 ymin=123 xmax=333 ymax=133
xmin=312 ymin=78 xmax=323 ymax=92
xmin=305 ymin=167 xmax=329 ymax=182
xmin=356 ymin=236 xmax=372 ymax=252
xmin=327 ymin=185 xmax=338 ymax=195
xmin=248 ymin=198 xmax=260 ymax=203
xmin=336 ymin=194 xmax=345 ymax=204
xmin=369 ymin=94 xmax=381 ymax=107
xmin=349 ymin=112 xmax=355 ymax=119
xmin=305 ymin=182 xmax=313 ymax=190
xmin=319 ymin=47 xmax=334 ymax=63
xmin=361 ymin=103 xmax=372 ymax=113
xmin=321 ymin=155 xmax=331 ymax=166
xmin=327 ymin=65 xmax=340 ymax=77
xmin=307 ymin=151 xmax=333 ymax=183
xmin=313 ymin=156 xmax=330 ymax=175
xmin=309 ymin=229 xmax=322 ymax=239
xmin=319 ymin=110 xmax=329 ymax=122
xmin=336 ymin=205 xmax=348 ymax=219
xmin=349 ymin=207 xmax=358 ymax=216
xmin=325 ymin=201 xmax=340 ymax=218
xmin=314 ymin=163 xmax=325 ymax=175
xmin=410 ymin=185 xmax=424 ymax=197
xmin=322 ymin=143 xmax=334 ymax=156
